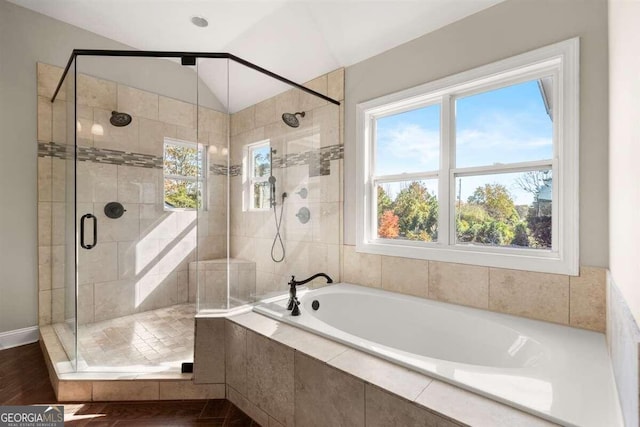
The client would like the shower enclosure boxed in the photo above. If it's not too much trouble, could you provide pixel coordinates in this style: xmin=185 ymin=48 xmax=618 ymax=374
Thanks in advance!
xmin=44 ymin=50 xmax=341 ymax=374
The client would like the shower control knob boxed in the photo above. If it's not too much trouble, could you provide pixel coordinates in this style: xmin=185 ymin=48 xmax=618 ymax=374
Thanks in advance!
xmin=296 ymin=188 xmax=308 ymax=199
xmin=104 ymin=202 xmax=126 ymax=219
xmin=296 ymin=207 xmax=311 ymax=224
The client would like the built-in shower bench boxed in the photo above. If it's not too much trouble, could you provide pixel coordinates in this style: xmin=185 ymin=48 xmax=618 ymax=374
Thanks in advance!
xmin=189 ymin=258 xmax=257 ymax=308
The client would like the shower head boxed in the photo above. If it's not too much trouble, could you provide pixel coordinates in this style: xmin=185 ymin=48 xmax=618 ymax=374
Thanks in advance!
xmin=110 ymin=111 xmax=132 ymax=127
xmin=282 ymin=111 xmax=305 ymax=128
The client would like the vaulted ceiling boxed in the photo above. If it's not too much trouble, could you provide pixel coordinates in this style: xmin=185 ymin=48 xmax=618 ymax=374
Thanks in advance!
xmin=10 ymin=0 xmax=504 ymax=111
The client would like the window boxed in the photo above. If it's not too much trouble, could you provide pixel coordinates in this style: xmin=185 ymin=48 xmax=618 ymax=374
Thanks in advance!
xmin=163 ymin=138 xmax=206 ymax=210
xmin=356 ymin=38 xmax=579 ymax=275
xmin=245 ymin=140 xmax=271 ymax=211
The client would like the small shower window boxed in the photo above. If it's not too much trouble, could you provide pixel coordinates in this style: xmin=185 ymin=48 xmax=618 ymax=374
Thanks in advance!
xmin=163 ymin=138 xmax=206 ymax=210
xmin=246 ymin=140 xmax=271 ymax=211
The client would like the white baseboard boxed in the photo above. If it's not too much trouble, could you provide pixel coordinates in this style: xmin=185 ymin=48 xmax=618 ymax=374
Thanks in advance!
xmin=0 ymin=326 xmax=39 ymax=350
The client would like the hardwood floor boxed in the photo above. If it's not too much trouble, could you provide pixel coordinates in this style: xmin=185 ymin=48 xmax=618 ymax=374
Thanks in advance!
xmin=0 ymin=341 xmax=56 ymax=405
xmin=0 ymin=343 xmax=258 ymax=426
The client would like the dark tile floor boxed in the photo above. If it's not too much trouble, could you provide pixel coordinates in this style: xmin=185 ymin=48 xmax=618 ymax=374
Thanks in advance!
xmin=0 ymin=343 xmax=258 ymax=426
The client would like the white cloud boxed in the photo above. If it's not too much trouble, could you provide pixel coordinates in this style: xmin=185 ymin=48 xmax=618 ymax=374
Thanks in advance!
xmin=377 ymin=124 xmax=440 ymax=172
xmin=375 ymin=109 xmax=552 ymax=176
xmin=456 ymin=111 xmax=553 ymax=152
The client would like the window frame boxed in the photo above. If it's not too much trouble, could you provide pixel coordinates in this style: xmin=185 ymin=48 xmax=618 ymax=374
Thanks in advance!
xmin=355 ymin=38 xmax=579 ymax=275
xmin=244 ymin=139 xmax=272 ymax=212
xmin=163 ymin=137 xmax=207 ymax=211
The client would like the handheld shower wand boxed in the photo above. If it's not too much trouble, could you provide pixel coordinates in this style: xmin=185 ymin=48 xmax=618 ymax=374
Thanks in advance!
xmin=269 ymin=175 xmax=277 ymax=208
xmin=269 ymin=147 xmax=286 ymax=262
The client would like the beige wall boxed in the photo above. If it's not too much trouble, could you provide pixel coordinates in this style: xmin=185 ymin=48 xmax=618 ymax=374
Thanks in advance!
xmin=0 ymin=0 xmax=223 ymax=334
xmin=343 ymin=0 xmax=609 ymax=268
xmin=0 ymin=0 xmax=221 ymax=334
xmin=608 ymin=1 xmax=640 ymax=425
xmin=609 ymin=0 xmax=640 ymax=326
xmin=0 ymin=0 xmax=133 ymax=334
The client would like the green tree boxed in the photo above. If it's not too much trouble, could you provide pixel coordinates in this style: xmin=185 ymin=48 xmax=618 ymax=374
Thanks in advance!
xmin=457 ymin=183 xmax=520 ymax=246
xmin=527 ymin=214 xmax=552 ymax=248
xmin=511 ymin=222 xmax=530 ymax=247
xmin=164 ymin=144 xmax=200 ymax=177
xmin=393 ymin=181 xmax=438 ymax=241
xmin=377 ymin=186 xmax=394 ymax=221
xmin=165 ymin=180 xmax=199 ymax=208
xmin=515 ymin=171 xmax=552 ymax=248
xmin=456 ymin=204 xmax=489 ymax=243
xmin=467 ymin=184 xmax=519 ymax=223
xmin=164 ymin=143 xmax=201 ymax=209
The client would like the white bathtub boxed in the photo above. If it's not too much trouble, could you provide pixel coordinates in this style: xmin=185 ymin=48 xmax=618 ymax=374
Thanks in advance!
xmin=254 ymin=283 xmax=622 ymax=427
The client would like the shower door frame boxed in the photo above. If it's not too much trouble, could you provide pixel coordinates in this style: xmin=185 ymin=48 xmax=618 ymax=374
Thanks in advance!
xmin=50 ymin=49 xmax=340 ymax=373
xmin=51 ymin=50 xmax=340 ymax=105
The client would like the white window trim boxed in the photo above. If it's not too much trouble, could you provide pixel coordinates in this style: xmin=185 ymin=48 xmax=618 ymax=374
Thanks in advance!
xmin=244 ymin=139 xmax=271 ymax=212
xmin=355 ymin=38 xmax=579 ymax=275
xmin=163 ymin=137 xmax=207 ymax=211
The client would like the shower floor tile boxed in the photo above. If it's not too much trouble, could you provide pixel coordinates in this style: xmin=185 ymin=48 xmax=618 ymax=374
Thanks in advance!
xmin=70 ymin=304 xmax=196 ymax=373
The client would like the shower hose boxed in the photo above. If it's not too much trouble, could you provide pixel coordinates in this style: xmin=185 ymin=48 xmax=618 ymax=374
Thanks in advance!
xmin=271 ymin=193 xmax=287 ymax=263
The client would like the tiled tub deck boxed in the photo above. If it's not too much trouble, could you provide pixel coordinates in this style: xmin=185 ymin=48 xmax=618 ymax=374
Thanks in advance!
xmin=195 ymin=311 xmax=557 ymax=427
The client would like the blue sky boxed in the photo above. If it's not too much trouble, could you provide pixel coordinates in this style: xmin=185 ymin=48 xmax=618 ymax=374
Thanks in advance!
xmin=376 ymin=79 xmax=553 ymax=205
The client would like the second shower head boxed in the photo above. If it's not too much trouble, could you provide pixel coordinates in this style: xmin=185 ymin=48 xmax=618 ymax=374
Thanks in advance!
xmin=282 ymin=111 xmax=305 ymax=128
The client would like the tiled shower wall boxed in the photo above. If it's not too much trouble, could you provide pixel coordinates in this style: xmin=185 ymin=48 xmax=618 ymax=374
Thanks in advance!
xmin=228 ymin=69 xmax=344 ymax=297
xmin=37 ymin=63 xmax=228 ymax=325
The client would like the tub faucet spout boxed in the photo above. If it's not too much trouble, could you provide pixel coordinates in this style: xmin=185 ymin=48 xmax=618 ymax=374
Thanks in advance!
xmin=287 ymin=273 xmax=333 ymax=316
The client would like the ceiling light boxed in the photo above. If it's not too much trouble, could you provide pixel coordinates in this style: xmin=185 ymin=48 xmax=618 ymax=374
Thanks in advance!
xmin=191 ymin=16 xmax=208 ymax=28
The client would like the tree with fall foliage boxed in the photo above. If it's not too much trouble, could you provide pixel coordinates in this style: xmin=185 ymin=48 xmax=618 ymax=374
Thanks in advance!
xmin=378 ymin=210 xmax=400 ymax=238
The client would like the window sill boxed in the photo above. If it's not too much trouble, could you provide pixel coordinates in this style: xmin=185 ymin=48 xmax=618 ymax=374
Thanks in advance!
xmin=164 ymin=207 xmax=205 ymax=212
xmin=356 ymin=240 xmax=578 ymax=276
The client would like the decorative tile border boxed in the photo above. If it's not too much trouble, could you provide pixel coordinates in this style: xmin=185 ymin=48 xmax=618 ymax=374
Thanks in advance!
xmin=210 ymin=164 xmax=229 ymax=176
xmin=225 ymin=144 xmax=344 ymax=178
xmin=210 ymin=164 xmax=242 ymax=177
xmin=38 ymin=142 xmax=68 ymax=160
xmin=79 ymin=147 xmax=162 ymax=168
xmin=38 ymin=142 xmax=161 ymax=169
xmin=39 ymin=142 xmax=343 ymax=176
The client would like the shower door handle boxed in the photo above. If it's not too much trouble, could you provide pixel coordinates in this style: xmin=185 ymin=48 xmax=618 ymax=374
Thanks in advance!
xmin=80 ymin=213 xmax=97 ymax=250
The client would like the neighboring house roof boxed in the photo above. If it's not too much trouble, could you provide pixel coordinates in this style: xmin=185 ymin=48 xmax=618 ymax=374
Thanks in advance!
xmin=538 ymin=180 xmax=553 ymax=201
xmin=537 ymin=77 xmax=554 ymax=121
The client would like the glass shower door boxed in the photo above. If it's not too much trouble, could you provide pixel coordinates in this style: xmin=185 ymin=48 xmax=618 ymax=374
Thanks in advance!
xmin=72 ymin=55 xmax=203 ymax=373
